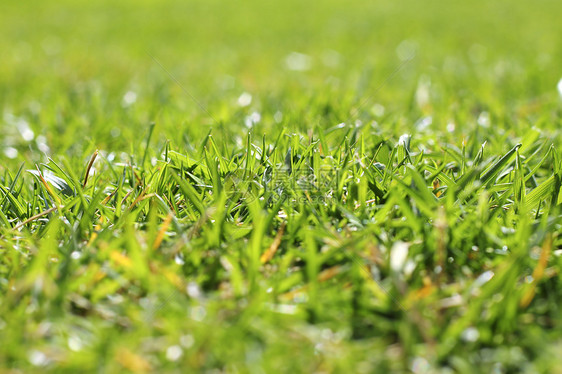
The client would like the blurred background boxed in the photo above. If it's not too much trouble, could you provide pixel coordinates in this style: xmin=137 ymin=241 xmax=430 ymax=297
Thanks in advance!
xmin=1 ymin=0 xmax=562 ymax=160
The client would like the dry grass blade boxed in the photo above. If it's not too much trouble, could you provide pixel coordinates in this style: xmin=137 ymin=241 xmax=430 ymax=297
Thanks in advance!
xmin=520 ymin=235 xmax=552 ymax=308
xmin=152 ymin=212 xmax=174 ymax=250
xmin=83 ymin=150 xmax=99 ymax=188
xmin=35 ymin=165 xmax=62 ymax=206
xmin=13 ymin=205 xmax=61 ymax=231
xmin=260 ymin=222 xmax=286 ymax=264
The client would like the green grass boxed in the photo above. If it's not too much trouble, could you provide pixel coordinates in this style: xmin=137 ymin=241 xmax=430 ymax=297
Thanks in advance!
xmin=1 ymin=0 xmax=562 ymax=372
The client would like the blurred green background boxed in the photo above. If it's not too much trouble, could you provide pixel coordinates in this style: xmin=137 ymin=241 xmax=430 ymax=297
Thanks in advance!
xmin=1 ymin=0 xmax=562 ymax=161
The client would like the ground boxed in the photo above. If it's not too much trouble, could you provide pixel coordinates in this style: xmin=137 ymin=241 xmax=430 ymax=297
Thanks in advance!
xmin=1 ymin=0 xmax=562 ymax=372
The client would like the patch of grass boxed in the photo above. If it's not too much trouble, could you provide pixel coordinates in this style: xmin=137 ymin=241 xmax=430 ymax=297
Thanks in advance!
xmin=1 ymin=0 xmax=562 ymax=372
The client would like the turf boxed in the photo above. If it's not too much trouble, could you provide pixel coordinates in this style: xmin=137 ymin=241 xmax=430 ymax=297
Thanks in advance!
xmin=1 ymin=0 xmax=562 ymax=372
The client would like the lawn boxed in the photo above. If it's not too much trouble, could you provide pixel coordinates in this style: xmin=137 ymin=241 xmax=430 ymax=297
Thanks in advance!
xmin=1 ymin=0 xmax=562 ymax=372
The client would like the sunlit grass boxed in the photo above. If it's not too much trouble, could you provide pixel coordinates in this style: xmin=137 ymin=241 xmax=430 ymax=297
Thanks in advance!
xmin=1 ymin=0 xmax=562 ymax=372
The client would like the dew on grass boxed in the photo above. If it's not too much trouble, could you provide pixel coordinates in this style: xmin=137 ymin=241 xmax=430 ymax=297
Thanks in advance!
xmin=273 ymin=304 xmax=298 ymax=315
xmin=415 ymin=116 xmax=432 ymax=131
xmin=68 ymin=336 xmax=83 ymax=352
xmin=16 ymin=119 xmax=34 ymax=141
xmin=186 ymin=282 xmax=202 ymax=299
xmin=314 ymin=343 xmax=324 ymax=354
xmin=500 ymin=227 xmax=515 ymax=235
xmin=174 ymin=253 xmax=185 ymax=265
xmin=558 ymin=78 xmax=562 ymax=98
xmin=180 ymin=334 xmax=194 ymax=349
xmin=415 ymin=76 xmax=431 ymax=109
xmin=473 ymin=270 xmax=494 ymax=288
xmin=461 ymin=327 xmax=480 ymax=343
xmin=29 ymin=350 xmax=49 ymax=367
xmin=477 ymin=112 xmax=490 ymax=127
xmin=237 ymin=92 xmax=252 ymax=107
xmin=122 ymin=91 xmax=137 ymax=107
xmin=274 ymin=111 xmax=283 ymax=123
xmin=190 ymin=305 xmax=206 ymax=321
xmin=398 ymin=133 xmax=411 ymax=147
xmin=390 ymin=241 xmax=409 ymax=272
xmin=4 ymin=147 xmax=18 ymax=159
xmin=166 ymin=345 xmax=183 ymax=361
xmin=439 ymin=294 xmax=462 ymax=308
xmin=496 ymin=245 xmax=508 ymax=255
xmin=404 ymin=259 xmax=416 ymax=277
xmin=58 ymin=216 xmax=71 ymax=226
xmin=373 ymin=162 xmax=385 ymax=172
xmin=410 ymin=356 xmax=430 ymax=373
xmin=285 ymin=52 xmax=312 ymax=71
xmin=36 ymin=135 xmax=50 ymax=153
xmin=244 ymin=112 xmax=261 ymax=128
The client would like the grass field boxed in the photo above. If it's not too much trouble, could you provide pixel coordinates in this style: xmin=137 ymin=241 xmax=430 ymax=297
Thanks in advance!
xmin=1 ymin=0 xmax=562 ymax=372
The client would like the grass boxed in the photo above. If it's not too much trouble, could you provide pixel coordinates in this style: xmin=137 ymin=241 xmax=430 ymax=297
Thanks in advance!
xmin=1 ymin=0 xmax=562 ymax=372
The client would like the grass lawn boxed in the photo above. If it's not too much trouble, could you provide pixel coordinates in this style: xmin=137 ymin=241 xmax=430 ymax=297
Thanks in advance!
xmin=1 ymin=0 xmax=562 ymax=372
